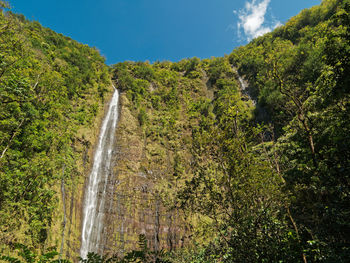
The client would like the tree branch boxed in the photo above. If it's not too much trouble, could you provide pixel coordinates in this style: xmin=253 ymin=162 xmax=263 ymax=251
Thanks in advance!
xmin=0 ymin=118 xmax=24 ymax=161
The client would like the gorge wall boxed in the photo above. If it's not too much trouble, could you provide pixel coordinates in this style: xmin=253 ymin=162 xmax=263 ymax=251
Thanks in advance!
xmin=100 ymin=58 xmax=242 ymax=255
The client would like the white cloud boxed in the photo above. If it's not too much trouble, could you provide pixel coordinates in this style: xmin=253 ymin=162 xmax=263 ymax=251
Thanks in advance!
xmin=236 ymin=0 xmax=281 ymax=41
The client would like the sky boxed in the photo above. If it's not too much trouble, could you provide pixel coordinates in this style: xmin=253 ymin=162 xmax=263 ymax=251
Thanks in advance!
xmin=11 ymin=0 xmax=321 ymax=65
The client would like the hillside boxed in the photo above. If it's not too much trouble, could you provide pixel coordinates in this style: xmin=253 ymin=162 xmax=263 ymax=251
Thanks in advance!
xmin=0 ymin=1 xmax=112 ymax=258
xmin=1 ymin=0 xmax=349 ymax=262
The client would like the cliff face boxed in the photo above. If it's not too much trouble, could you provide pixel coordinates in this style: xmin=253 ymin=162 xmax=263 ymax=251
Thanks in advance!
xmin=103 ymin=91 xmax=187 ymax=254
xmin=100 ymin=58 xmax=237 ymax=254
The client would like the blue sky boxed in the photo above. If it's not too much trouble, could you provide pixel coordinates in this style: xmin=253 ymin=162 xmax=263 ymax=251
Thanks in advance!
xmin=11 ymin=0 xmax=321 ymax=64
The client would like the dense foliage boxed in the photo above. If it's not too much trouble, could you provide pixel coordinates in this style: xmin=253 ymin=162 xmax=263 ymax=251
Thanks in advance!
xmin=229 ymin=0 xmax=350 ymax=261
xmin=0 ymin=2 xmax=111 ymax=249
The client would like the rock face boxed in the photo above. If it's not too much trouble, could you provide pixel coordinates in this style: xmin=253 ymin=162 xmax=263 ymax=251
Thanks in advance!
xmin=103 ymin=94 xmax=186 ymax=255
xmin=51 ymin=88 xmax=187 ymax=261
xmin=76 ymin=59 xmax=244 ymax=256
xmin=99 ymin=60 xmax=232 ymax=255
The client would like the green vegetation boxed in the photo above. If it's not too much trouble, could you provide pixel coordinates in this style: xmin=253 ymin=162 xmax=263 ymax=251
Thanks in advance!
xmin=1 ymin=0 xmax=349 ymax=262
xmin=1 ymin=244 xmax=69 ymax=263
xmin=0 ymin=1 xmax=111 ymax=253
xmin=0 ymin=236 xmax=169 ymax=263
xmin=228 ymin=0 xmax=350 ymax=260
xmin=111 ymin=0 xmax=350 ymax=261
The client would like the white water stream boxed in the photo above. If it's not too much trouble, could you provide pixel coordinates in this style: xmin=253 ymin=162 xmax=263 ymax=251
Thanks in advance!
xmin=234 ymin=66 xmax=256 ymax=105
xmin=80 ymin=87 xmax=119 ymax=259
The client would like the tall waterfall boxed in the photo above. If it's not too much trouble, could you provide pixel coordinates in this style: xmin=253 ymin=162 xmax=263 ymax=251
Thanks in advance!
xmin=80 ymin=87 xmax=119 ymax=259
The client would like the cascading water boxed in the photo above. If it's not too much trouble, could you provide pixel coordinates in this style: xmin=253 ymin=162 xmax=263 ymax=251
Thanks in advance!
xmin=80 ymin=87 xmax=119 ymax=259
xmin=238 ymin=74 xmax=256 ymax=104
xmin=233 ymin=66 xmax=256 ymax=105
xmin=235 ymin=68 xmax=270 ymax=122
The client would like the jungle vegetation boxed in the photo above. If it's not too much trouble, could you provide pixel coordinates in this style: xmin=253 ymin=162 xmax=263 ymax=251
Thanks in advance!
xmin=0 ymin=0 xmax=111 ymax=249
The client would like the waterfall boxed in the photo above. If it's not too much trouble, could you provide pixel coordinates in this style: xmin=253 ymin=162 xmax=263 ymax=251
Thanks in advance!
xmin=80 ymin=87 xmax=119 ymax=259
xmin=233 ymin=66 xmax=256 ymax=105
xmin=238 ymin=74 xmax=248 ymax=91
xmin=235 ymin=68 xmax=271 ymax=122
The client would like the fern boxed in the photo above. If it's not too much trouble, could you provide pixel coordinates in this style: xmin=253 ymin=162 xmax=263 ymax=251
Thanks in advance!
xmin=138 ymin=234 xmax=148 ymax=253
xmin=0 ymin=244 xmax=70 ymax=263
